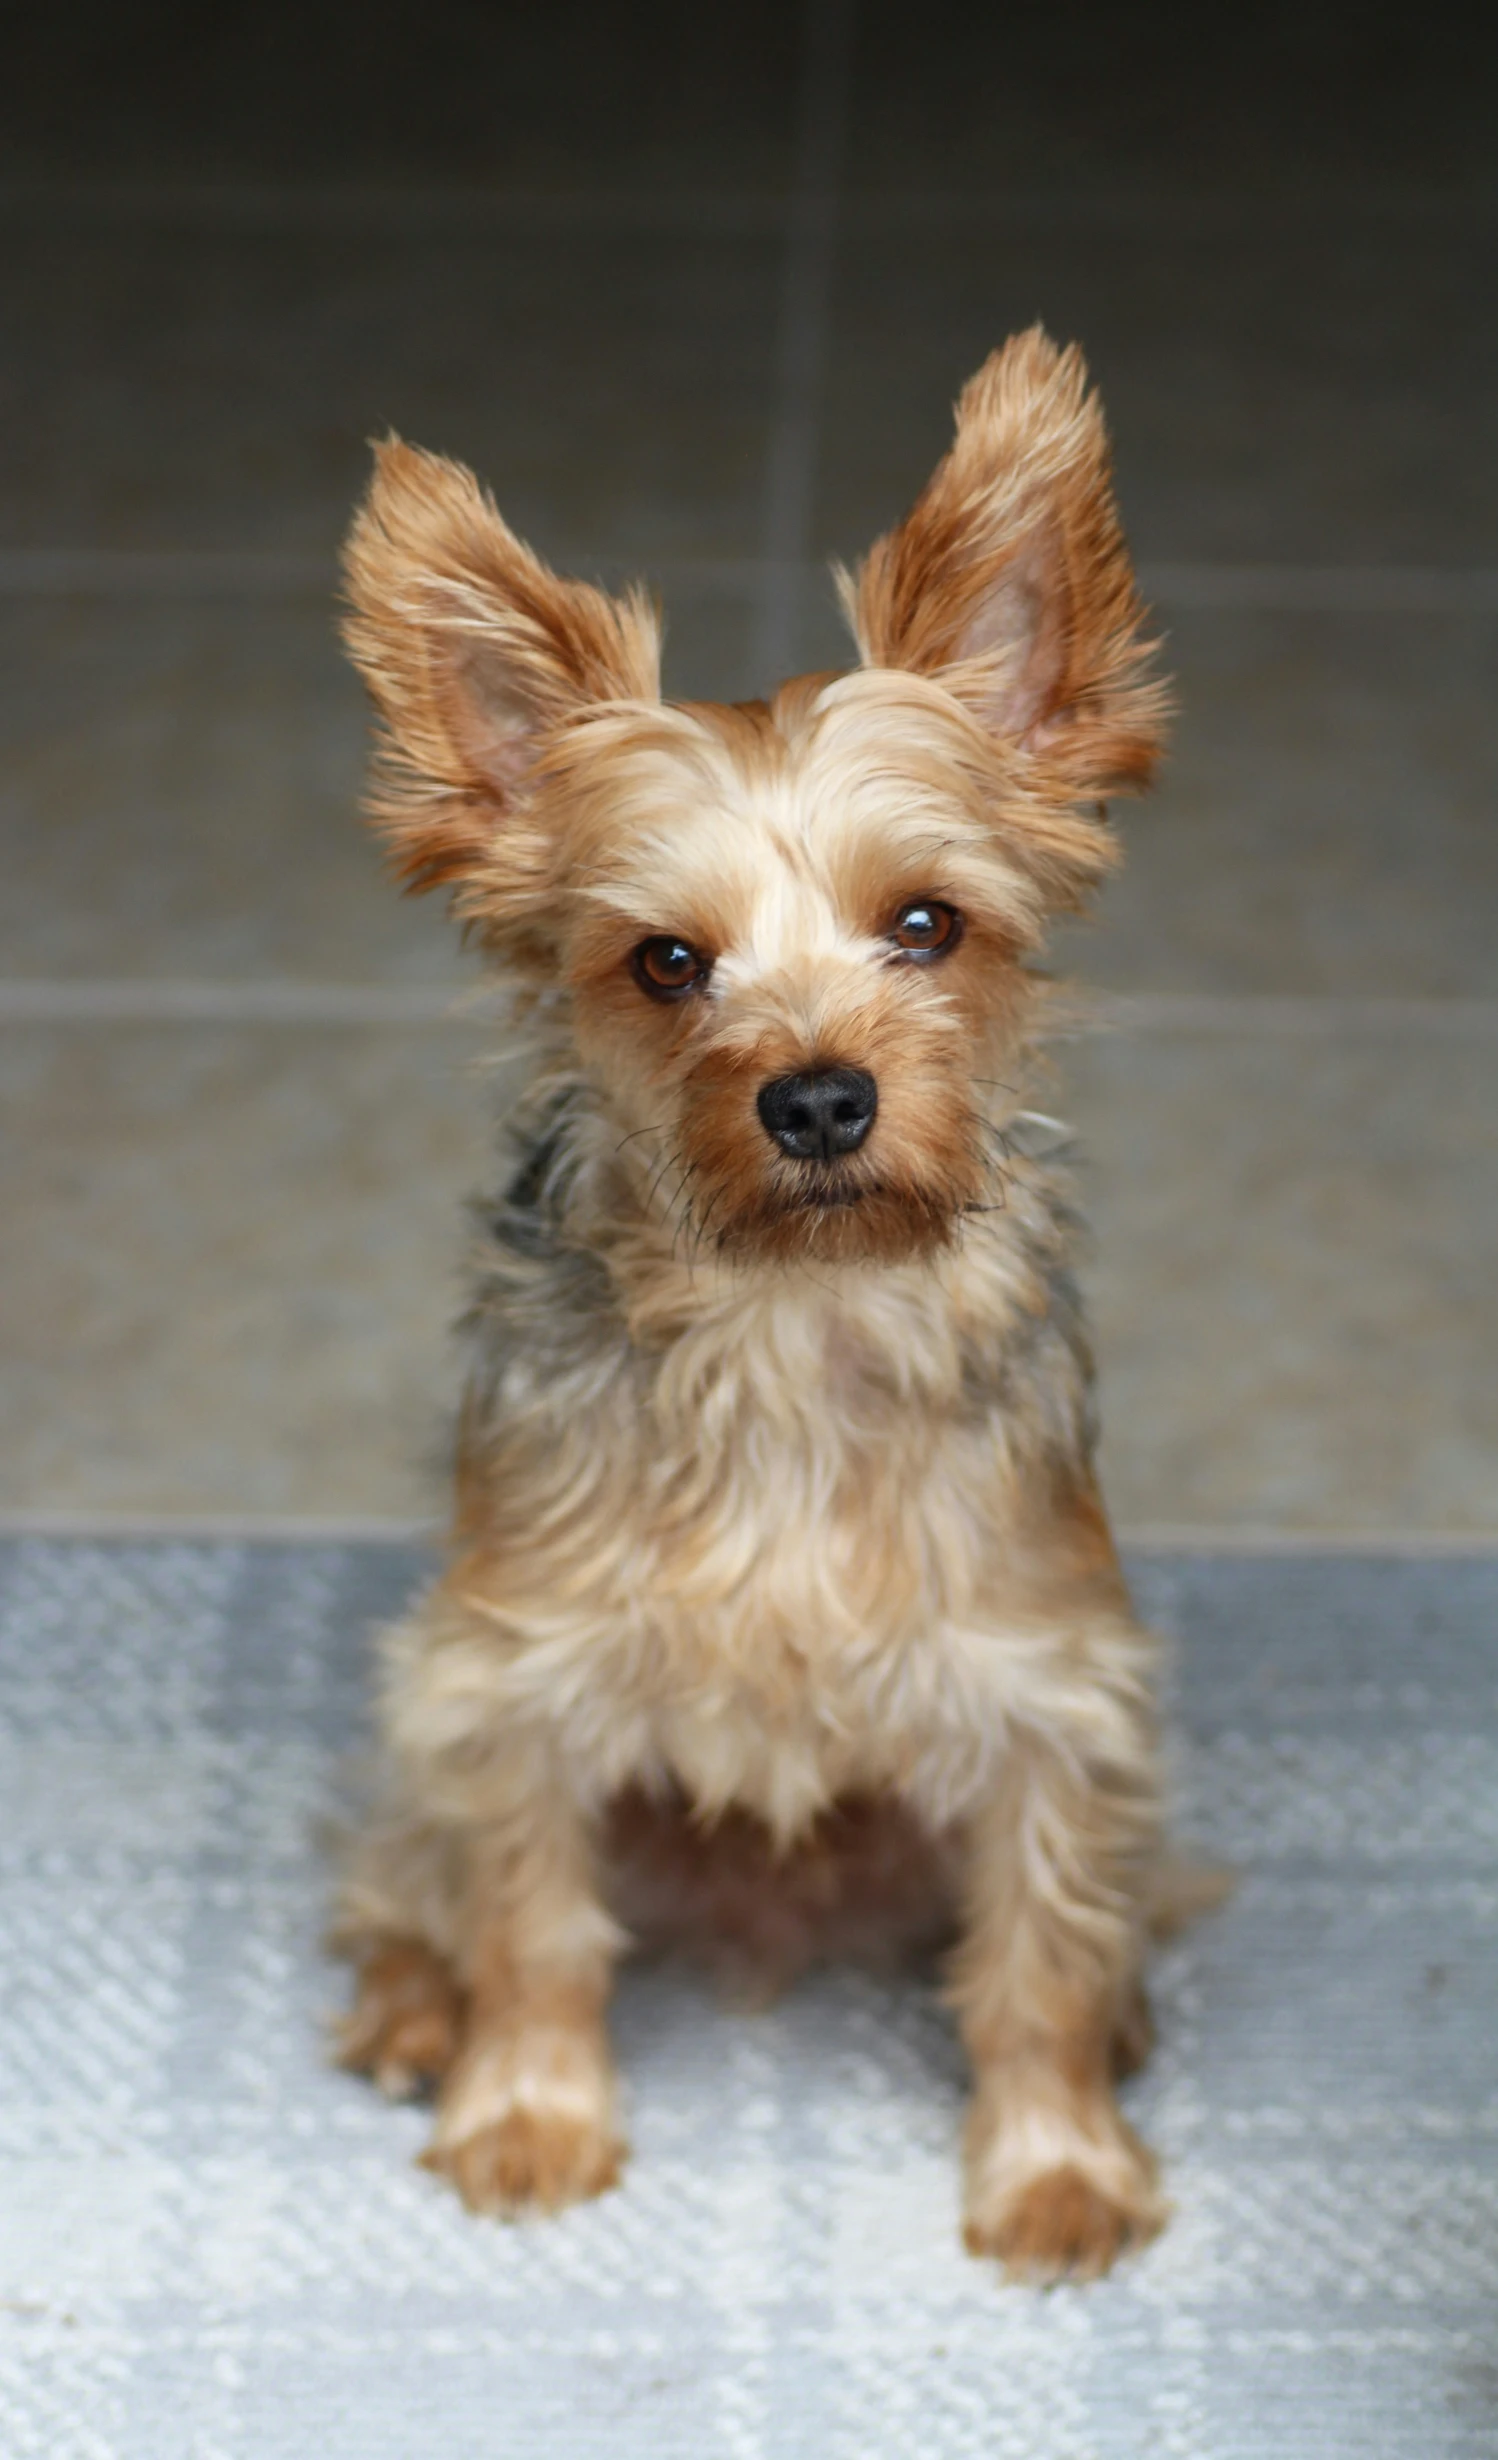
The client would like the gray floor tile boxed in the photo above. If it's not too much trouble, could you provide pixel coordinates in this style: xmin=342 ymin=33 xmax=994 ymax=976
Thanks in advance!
xmin=1 ymin=223 xmax=783 ymax=558
xmin=818 ymin=214 xmax=1498 ymax=563
xmin=0 ymin=598 xmax=459 ymax=985
xmin=846 ymin=0 xmax=1498 ymax=192
xmin=0 ymin=588 xmax=765 ymax=985
xmin=4 ymin=1016 xmax=1493 ymax=1530
xmin=1069 ymin=1022 xmax=1498 ymax=1533
xmin=1 ymin=1021 xmax=494 ymax=1518
xmin=657 ymin=581 xmax=766 ymax=706
xmin=1055 ymin=611 xmax=1498 ymax=997
xmin=755 ymin=568 xmax=859 ymax=694
xmin=0 ymin=3 xmax=802 ymax=191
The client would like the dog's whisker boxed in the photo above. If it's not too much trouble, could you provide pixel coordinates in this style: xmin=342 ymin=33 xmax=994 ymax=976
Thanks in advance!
xmin=668 ymin=1175 xmax=700 ymax=1264
xmin=613 ymin=1119 xmax=674 ymax=1157
xmin=688 ymin=1185 xmax=727 ymax=1268
xmin=643 ymin=1143 xmax=688 ymax=1215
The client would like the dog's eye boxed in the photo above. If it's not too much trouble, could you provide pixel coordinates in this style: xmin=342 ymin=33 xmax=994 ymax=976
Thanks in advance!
xmin=890 ymin=901 xmax=962 ymax=960
xmin=631 ymin=935 xmax=711 ymax=1001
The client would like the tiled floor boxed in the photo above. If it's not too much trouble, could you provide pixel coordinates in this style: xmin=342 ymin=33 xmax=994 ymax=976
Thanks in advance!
xmin=4 ymin=0 xmax=1496 ymax=1539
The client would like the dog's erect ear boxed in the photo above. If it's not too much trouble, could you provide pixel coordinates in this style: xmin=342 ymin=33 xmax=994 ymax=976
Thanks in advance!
xmin=843 ymin=328 xmax=1165 ymax=795
xmin=341 ymin=439 xmax=660 ymax=906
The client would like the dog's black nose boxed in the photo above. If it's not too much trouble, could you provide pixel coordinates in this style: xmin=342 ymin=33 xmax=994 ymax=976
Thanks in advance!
xmin=757 ymin=1068 xmax=878 ymax=1162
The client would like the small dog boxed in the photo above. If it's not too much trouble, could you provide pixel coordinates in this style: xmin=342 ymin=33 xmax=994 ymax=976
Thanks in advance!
xmin=333 ymin=328 xmax=1182 ymax=2282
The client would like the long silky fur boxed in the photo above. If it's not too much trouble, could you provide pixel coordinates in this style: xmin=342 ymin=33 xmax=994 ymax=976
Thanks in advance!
xmin=330 ymin=329 xmax=1205 ymax=2281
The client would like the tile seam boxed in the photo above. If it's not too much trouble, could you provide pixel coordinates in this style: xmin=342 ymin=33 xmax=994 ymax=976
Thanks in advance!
xmin=0 ymin=980 xmax=486 ymax=1025
xmin=747 ymin=0 xmax=854 ymax=682
xmin=1094 ymin=994 xmax=1498 ymax=1038
xmin=0 ymin=1509 xmax=437 ymax=1542
xmin=1 ymin=180 xmax=1495 ymax=228
xmin=0 ymin=1508 xmax=1492 ymax=1553
xmin=1 ymin=982 xmax=1495 ymax=1032
xmin=4 ymin=550 xmax=1497 ymax=613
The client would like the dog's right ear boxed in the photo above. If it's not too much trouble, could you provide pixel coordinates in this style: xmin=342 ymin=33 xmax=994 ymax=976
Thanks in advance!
xmin=341 ymin=439 xmax=660 ymax=913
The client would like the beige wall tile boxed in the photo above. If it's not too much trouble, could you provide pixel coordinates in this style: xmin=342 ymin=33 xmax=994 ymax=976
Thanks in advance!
xmin=2 ymin=226 xmax=784 ymax=558
xmin=1068 ymin=1023 xmax=1498 ymax=1532
xmin=2 ymin=1021 xmax=496 ymax=1518
xmin=0 ymin=588 xmax=762 ymax=986
xmin=5 ymin=1014 xmax=1494 ymax=1533
xmin=0 ymin=9 xmax=802 ymax=190
xmin=0 ymin=600 xmax=458 ymax=986
xmin=847 ymin=1 xmax=1498 ymax=190
xmin=1056 ymin=611 xmax=1498 ymax=999
xmin=819 ymin=219 xmax=1498 ymax=565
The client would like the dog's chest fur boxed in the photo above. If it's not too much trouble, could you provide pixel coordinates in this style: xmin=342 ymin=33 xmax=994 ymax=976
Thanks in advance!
xmin=426 ymin=1129 xmax=1116 ymax=1839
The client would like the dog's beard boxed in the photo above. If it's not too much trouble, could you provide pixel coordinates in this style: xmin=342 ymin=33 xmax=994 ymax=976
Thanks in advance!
xmin=705 ymin=1169 xmax=971 ymax=1268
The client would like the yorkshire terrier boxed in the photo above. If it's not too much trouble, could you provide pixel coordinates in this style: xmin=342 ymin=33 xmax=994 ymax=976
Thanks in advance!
xmin=332 ymin=328 xmax=1187 ymax=2283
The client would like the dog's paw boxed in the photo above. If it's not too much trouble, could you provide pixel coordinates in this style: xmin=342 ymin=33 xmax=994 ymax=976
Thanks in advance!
xmin=964 ymin=2161 xmax=1165 ymax=2284
xmin=424 ymin=2102 xmax=625 ymax=2216
xmin=335 ymin=1939 xmax=464 ymax=2099
xmin=424 ymin=2026 xmax=626 ymax=2217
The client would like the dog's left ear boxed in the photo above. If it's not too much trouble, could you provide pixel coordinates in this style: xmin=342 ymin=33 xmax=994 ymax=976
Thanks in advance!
xmin=843 ymin=328 xmax=1166 ymax=797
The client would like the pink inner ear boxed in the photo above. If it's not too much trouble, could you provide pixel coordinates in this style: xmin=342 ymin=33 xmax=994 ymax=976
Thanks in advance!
xmin=954 ymin=519 xmax=1072 ymax=744
xmin=441 ymin=633 xmax=542 ymax=805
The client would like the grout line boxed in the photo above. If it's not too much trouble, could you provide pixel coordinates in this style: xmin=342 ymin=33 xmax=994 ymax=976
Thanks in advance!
xmin=0 ymin=980 xmax=490 ymax=1026
xmin=0 ymin=549 xmax=810 ymax=598
xmin=1116 ymin=1523 xmax=1498 ymax=1557
xmin=4 ymin=547 xmax=1498 ymax=615
xmin=2 ymin=180 xmax=1495 ymax=233
xmin=0 ymin=183 xmax=790 ymax=234
xmin=1095 ymin=993 xmax=1498 ymax=1039
xmin=842 ymin=185 xmax=1498 ymax=229
xmin=0 ymin=1507 xmax=1492 ymax=1556
xmin=748 ymin=0 xmax=855 ymax=685
xmin=2 ymin=982 xmax=1494 ymax=1033
xmin=0 ymin=549 xmax=333 ymax=596
xmin=1138 ymin=564 xmax=1498 ymax=614
xmin=0 ymin=1508 xmax=438 ymax=1544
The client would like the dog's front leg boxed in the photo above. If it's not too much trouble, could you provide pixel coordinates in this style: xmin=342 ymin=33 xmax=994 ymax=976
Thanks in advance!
xmin=951 ymin=1716 xmax=1165 ymax=2282
xmin=422 ymin=1767 xmax=628 ymax=2218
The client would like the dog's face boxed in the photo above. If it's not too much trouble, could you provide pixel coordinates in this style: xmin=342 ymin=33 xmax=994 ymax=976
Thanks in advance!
xmin=343 ymin=329 xmax=1166 ymax=1266
xmin=550 ymin=676 xmax=1070 ymax=1266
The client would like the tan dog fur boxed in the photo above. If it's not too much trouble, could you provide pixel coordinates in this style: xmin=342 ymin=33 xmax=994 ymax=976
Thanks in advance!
xmin=332 ymin=329 xmax=1180 ymax=2282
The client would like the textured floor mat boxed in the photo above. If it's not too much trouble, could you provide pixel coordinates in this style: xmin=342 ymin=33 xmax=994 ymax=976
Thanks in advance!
xmin=1 ymin=1538 xmax=1495 ymax=2458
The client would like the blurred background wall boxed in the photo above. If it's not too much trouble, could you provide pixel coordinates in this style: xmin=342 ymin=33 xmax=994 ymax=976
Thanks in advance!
xmin=3 ymin=0 xmax=1495 ymax=1539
